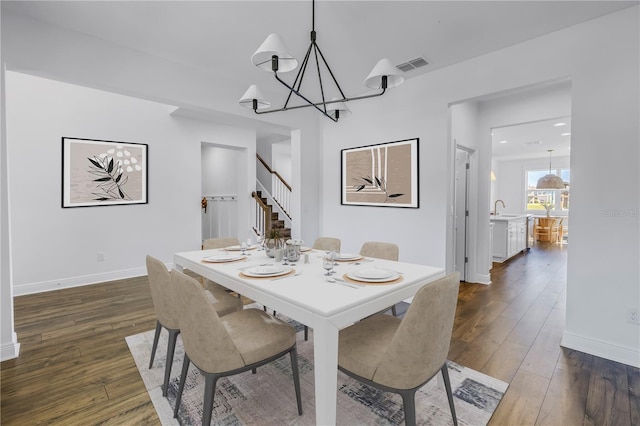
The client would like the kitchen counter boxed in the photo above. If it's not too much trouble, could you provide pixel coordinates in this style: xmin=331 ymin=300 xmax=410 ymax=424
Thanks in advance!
xmin=489 ymin=214 xmax=529 ymax=222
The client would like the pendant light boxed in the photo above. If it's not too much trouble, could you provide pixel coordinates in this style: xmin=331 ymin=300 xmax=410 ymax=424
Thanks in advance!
xmin=536 ymin=149 xmax=565 ymax=189
xmin=238 ymin=0 xmax=404 ymax=122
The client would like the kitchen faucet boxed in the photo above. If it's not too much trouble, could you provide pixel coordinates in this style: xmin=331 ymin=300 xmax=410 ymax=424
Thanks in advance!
xmin=494 ymin=199 xmax=505 ymax=215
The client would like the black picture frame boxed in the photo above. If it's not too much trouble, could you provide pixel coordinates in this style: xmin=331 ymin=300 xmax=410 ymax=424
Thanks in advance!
xmin=62 ymin=137 xmax=148 ymax=208
xmin=341 ymin=138 xmax=419 ymax=208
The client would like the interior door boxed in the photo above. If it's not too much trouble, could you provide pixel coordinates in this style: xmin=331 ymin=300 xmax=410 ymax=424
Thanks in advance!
xmin=454 ymin=148 xmax=470 ymax=281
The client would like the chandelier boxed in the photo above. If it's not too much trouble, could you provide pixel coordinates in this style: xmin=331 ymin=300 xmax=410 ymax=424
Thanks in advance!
xmin=536 ymin=149 xmax=565 ymax=189
xmin=238 ymin=0 xmax=405 ymax=122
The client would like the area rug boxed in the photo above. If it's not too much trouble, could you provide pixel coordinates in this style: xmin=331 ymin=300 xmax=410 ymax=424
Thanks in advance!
xmin=126 ymin=310 xmax=508 ymax=426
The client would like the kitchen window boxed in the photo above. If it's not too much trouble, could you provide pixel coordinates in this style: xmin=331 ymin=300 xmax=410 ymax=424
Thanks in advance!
xmin=526 ymin=169 xmax=570 ymax=213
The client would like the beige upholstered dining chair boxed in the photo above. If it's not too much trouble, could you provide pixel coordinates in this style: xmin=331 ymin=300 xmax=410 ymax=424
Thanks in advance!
xmin=359 ymin=241 xmax=399 ymax=261
xmin=312 ymin=237 xmax=341 ymax=252
xmin=338 ymin=273 xmax=460 ymax=426
xmin=202 ymin=237 xmax=242 ymax=297
xmin=171 ymin=269 xmax=302 ymax=425
xmin=203 ymin=237 xmax=240 ymax=250
xmin=145 ymin=256 xmax=242 ymax=398
xmin=359 ymin=241 xmax=400 ymax=315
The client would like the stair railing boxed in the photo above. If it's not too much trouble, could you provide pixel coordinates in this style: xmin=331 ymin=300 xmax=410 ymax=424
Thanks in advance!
xmin=251 ymin=191 xmax=272 ymax=238
xmin=257 ymin=154 xmax=291 ymax=219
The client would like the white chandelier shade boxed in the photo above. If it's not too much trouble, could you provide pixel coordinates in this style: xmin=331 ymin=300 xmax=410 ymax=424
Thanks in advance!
xmin=238 ymin=85 xmax=271 ymax=110
xmin=251 ymin=33 xmax=298 ymax=73
xmin=325 ymin=97 xmax=352 ymax=120
xmin=364 ymin=58 xmax=405 ymax=89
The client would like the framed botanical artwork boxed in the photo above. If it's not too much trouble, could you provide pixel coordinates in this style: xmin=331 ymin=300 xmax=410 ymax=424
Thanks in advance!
xmin=341 ymin=138 xmax=419 ymax=208
xmin=62 ymin=137 xmax=148 ymax=208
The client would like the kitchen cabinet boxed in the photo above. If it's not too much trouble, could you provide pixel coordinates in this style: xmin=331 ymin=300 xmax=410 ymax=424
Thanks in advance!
xmin=490 ymin=215 xmax=529 ymax=263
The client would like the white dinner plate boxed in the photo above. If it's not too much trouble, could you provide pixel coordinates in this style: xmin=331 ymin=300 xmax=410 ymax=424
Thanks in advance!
xmin=225 ymin=245 xmax=258 ymax=251
xmin=300 ymin=246 xmax=312 ymax=252
xmin=203 ymin=254 xmax=244 ymax=263
xmin=242 ymin=265 xmax=291 ymax=277
xmin=347 ymin=269 xmax=399 ymax=283
xmin=335 ymin=253 xmax=361 ymax=261
xmin=352 ymin=268 xmax=395 ymax=280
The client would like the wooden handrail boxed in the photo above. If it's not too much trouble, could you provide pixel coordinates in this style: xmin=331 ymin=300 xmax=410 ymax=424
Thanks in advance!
xmin=257 ymin=154 xmax=292 ymax=191
xmin=252 ymin=191 xmax=271 ymax=235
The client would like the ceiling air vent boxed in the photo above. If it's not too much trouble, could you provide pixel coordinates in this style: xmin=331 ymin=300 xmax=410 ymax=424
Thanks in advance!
xmin=524 ymin=140 xmax=543 ymax=145
xmin=396 ymin=56 xmax=429 ymax=72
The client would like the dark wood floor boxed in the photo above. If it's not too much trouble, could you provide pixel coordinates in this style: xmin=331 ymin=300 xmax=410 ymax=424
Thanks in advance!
xmin=1 ymin=243 xmax=638 ymax=424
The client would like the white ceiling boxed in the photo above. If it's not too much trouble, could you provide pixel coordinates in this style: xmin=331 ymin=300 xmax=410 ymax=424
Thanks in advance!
xmin=492 ymin=116 xmax=571 ymax=161
xmin=2 ymin=1 xmax=635 ymax=150
xmin=4 ymin=1 xmax=636 ymax=99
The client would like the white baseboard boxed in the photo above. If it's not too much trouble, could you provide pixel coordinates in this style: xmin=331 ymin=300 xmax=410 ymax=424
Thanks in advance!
xmin=13 ymin=266 xmax=152 ymax=296
xmin=466 ymin=273 xmax=491 ymax=285
xmin=1 ymin=332 xmax=20 ymax=361
xmin=561 ymin=331 xmax=640 ymax=368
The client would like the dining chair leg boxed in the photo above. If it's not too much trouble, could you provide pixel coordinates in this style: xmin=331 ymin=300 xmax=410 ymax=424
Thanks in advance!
xmin=173 ymin=355 xmax=191 ymax=419
xmin=399 ymin=389 xmax=417 ymax=426
xmin=391 ymin=305 xmax=398 ymax=317
xmin=304 ymin=326 xmax=308 ymax=341
xmin=441 ymin=363 xmax=458 ymax=426
xmin=290 ymin=347 xmax=303 ymax=415
xmin=163 ymin=328 xmax=180 ymax=397
xmin=149 ymin=321 xmax=162 ymax=369
xmin=202 ymin=374 xmax=220 ymax=426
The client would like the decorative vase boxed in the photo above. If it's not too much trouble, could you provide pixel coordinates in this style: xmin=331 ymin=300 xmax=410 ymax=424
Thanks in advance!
xmin=285 ymin=239 xmax=304 ymax=262
xmin=264 ymin=236 xmax=284 ymax=258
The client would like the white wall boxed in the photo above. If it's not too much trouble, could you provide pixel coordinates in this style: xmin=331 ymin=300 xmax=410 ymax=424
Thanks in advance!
xmin=321 ymin=80 xmax=449 ymax=265
xmin=272 ymin=141 xmax=292 ymax=185
xmin=1 ymin=62 xmax=20 ymax=360
xmin=201 ymin=145 xmax=240 ymax=196
xmin=5 ymin=72 xmax=256 ymax=295
xmin=321 ymin=7 xmax=639 ymax=366
xmin=451 ymin=102 xmax=480 ymax=150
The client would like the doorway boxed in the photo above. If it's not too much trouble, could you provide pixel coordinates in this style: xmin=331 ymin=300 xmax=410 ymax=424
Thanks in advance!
xmin=454 ymin=146 xmax=474 ymax=281
xmin=201 ymin=142 xmax=249 ymax=244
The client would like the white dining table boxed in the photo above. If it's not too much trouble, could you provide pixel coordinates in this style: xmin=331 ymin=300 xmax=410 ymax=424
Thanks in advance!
xmin=174 ymin=247 xmax=445 ymax=426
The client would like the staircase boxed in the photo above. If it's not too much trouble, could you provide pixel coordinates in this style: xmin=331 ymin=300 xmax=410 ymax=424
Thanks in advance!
xmin=252 ymin=191 xmax=291 ymax=239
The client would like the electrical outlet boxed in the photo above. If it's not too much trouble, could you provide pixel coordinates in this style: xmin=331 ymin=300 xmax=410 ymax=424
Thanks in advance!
xmin=97 ymin=252 xmax=105 ymax=262
xmin=628 ymin=309 xmax=639 ymax=325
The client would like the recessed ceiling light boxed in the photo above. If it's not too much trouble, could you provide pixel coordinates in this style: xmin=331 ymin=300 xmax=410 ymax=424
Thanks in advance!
xmin=554 ymin=122 xmax=566 ymax=127
xmin=561 ymin=132 xmax=571 ymax=136
xmin=499 ymin=140 xmax=508 ymax=144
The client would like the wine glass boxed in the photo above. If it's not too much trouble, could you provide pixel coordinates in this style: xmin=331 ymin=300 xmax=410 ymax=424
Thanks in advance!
xmin=323 ymin=256 xmax=334 ymax=276
xmin=240 ymin=242 xmax=248 ymax=256
xmin=256 ymin=231 xmax=264 ymax=250
xmin=330 ymin=250 xmax=339 ymax=267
